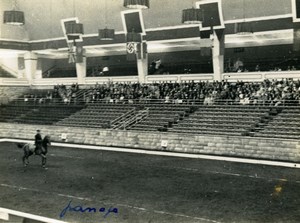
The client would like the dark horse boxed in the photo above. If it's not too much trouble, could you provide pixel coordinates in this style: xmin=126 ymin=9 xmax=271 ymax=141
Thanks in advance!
xmin=17 ymin=135 xmax=51 ymax=168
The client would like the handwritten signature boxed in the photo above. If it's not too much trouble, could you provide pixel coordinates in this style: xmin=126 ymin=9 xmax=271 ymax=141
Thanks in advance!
xmin=60 ymin=200 xmax=118 ymax=219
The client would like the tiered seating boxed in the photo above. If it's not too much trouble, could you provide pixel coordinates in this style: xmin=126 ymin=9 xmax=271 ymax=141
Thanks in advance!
xmin=0 ymin=105 xmax=33 ymax=122
xmin=255 ymin=107 xmax=300 ymax=139
xmin=0 ymin=86 xmax=30 ymax=104
xmin=57 ymin=103 xmax=136 ymax=128
xmin=15 ymin=105 xmax=84 ymax=125
xmin=129 ymin=104 xmax=193 ymax=131
xmin=169 ymin=105 xmax=270 ymax=136
xmin=0 ymin=105 xmax=84 ymax=125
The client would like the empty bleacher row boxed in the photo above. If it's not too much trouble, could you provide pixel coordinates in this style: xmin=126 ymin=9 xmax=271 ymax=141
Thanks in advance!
xmin=57 ymin=104 xmax=136 ymax=128
xmin=169 ymin=106 xmax=270 ymax=136
xmin=0 ymin=104 xmax=84 ymax=125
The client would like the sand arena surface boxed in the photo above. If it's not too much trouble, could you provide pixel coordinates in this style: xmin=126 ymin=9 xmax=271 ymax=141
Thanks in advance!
xmin=0 ymin=141 xmax=299 ymax=223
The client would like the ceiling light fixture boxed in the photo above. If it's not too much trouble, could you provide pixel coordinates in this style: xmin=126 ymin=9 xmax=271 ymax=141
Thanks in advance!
xmin=124 ymin=0 xmax=149 ymax=9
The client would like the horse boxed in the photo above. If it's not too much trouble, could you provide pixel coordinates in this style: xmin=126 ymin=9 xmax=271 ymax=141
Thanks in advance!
xmin=17 ymin=135 xmax=51 ymax=168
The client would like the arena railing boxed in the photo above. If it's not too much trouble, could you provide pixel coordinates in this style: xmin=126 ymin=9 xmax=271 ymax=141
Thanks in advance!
xmin=1 ymin=97 xmax=300 ymax=107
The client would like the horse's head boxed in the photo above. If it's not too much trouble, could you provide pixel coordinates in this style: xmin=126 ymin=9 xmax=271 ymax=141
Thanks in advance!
xmin=43 ymin=135 xmax=51 ymax=145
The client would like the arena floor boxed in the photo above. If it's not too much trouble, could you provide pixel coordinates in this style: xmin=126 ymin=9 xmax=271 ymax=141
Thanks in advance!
xmin=0 ymin=141 xmax=300 ymax=223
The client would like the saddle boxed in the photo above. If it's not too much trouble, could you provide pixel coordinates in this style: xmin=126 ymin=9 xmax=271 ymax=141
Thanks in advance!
xmin=27 ymin=144 xmax=45 ymax=155
xmin=27 ymin=144 xmax=36 ymax=152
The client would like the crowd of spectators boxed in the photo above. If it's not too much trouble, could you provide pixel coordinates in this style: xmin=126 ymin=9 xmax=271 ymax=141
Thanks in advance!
xmin=53 ymin=83 xmax=79 ymax=104
xmin=23 ymin=83 xmax=80 ymax=105
xmin=83 ymin=79 xmax=300 ymax=106
xmin=21 ymin=79 xmax=300 ymax=106
xmin=225 ymin=58 xmax=299 ymax=73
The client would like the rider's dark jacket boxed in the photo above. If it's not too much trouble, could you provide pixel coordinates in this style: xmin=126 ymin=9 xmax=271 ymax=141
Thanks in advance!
xmin=35 ymin=133 xmax=42 ymax=148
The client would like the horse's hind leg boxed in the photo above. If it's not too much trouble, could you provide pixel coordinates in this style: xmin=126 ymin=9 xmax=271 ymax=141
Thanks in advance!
xmin=22 ymin=155 xmax=28 ymax=167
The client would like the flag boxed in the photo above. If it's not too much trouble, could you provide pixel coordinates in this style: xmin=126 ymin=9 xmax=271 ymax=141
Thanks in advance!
xmin=67 ymin=42 xmax=76 ymax=64
xmin=76 ymin=45 xmax=84 ymax=63
xmin=293 ymin=28 xmax=300 ymax=52
xmin=126 ymin=42 xmax=136 ymax=61
xmin=136 ymin=42 xmax=147 ymax=60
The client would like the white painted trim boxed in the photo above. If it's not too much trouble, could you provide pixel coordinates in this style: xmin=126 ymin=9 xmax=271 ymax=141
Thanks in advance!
xmin=29 ymin=37 xmax=65 ymax=43
xmin=83 ymin=43 xmax=125 ymax=49
xmin=0 ymin=78 xmax=29 ymax=86
xmin=29 ymin=31 xmax=125 ymax=43
xmin=196 ymin=0 xmax=220 ymax=5
xmin=223 ymin=71 xmax=300 ymax=82
xmin=1 ymin=138 xmax=300 ymax=169
xmin=0 ymin=38 xmax=28 ymax=43
xmin=83 ymin=31 xmax=125 ymax=38
xmin=291 ymin=0 xmax=300 ymax=22
xmin=225 ymin=29 xmax=294 ymax=47
xmin=0 ymin=207 xmax=67 ymax=223
xmin=244 ymin=28 xmax=293 ymax=36
xmin=148 ymin=37 xmax=201 ymax=44
xmin=120 ymin=9 xmax=146 ymax=35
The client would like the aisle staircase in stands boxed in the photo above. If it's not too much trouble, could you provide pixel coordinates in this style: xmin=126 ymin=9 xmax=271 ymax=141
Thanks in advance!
xmin=254 ymin=107 xmax=300 ymax=139
xmin=111 ymin=108 xmax=149 ymax=130
xmin=128 ymin=104 xmax=195 ymax=132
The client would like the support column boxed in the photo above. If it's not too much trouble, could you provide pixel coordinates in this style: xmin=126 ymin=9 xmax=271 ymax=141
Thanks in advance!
xmin=17 ymin=57 xmax=25 ymax=78
xmin=137 ymin=54 xmax=148 ymax=83
xmin=212 ymin=30 xmax=225 ymax=82
xmin=24 ymin=52 xmax=38 ymax=84
xmin=75 ymin=56 xmax=86 ymax=85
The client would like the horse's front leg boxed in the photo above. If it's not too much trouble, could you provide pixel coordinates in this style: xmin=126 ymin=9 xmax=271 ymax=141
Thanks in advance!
xmin=41 ymin=154 xmax=47 ymax=168
xmin=22 ymin=155 xmax=27 ymax=167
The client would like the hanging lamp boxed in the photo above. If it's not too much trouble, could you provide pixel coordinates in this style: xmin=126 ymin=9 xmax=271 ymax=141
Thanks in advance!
xmin=124 ymin=0 xmax=149 ymax=9
xmin=65 ymin=23 xmax=84 ymax=36
xmin=182 ymin=8 xmax=202 ymax=24
xmin=99 ymin=0 xmax=115 ymax=40
xmin=3 ymin=0 xmax=25 ymax=25
xmin=234 ymin=0 xmax=253 ymax=35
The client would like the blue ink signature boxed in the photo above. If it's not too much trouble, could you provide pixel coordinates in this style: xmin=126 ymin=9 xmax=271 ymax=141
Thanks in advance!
xmin=60 ymin=200 xmax=118 ymax=219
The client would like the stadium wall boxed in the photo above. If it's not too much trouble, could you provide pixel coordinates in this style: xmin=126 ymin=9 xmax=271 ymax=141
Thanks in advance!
xmin=0 ymin=123 xmax=299 ymax=163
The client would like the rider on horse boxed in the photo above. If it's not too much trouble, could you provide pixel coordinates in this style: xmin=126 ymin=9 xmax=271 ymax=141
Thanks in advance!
xmin=34 ymin=129 xmax=42 ymax=154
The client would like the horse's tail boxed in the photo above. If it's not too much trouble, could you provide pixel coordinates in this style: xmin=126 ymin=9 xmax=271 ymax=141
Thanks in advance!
xmin=17 ymin=143 xmax=25 ymax=148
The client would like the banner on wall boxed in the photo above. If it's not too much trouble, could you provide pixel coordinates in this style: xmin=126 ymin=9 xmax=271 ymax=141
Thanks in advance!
xmin=136 ymin=42 xmax=147 ymax=60
xmin=67 ymin=42 xmax=76 ymax=64
xmin=76 ymin=45 xmax=84 ymax=63
xmin=126 ymin=42 xmax=137 ymax=61
xmin=293 ymin=28 xmax=300 ymax=51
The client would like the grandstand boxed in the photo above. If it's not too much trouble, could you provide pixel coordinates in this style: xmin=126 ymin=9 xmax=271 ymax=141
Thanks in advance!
xmin=1 ymin=0 xmax=300 ymax=223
